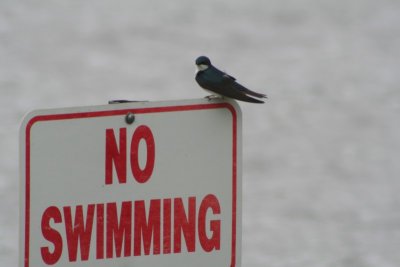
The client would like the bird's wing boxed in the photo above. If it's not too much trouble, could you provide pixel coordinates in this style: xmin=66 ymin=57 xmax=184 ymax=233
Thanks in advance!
xmin=232 ymin=82 xmax=267 ymax=99
xmin=223 ymin=85 xmax=265 ymax=103
xmin=220 ymin=70 xmax=267 ymax=99
xmin=222 ymin=73 xmax=236 ymax=82
xmin=221 ymin=71 xmax=267 ymax=99
xmin=210 ymin=66 xmax=235 ymax=84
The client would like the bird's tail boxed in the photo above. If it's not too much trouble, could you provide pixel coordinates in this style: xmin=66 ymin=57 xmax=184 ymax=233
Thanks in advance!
xmin=237 ymin=94 xmax=265 ymax=104
xmin=233 ymin=82 xmax=267 ymax=99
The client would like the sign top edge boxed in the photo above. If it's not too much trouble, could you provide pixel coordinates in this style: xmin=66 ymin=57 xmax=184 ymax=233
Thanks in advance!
xmin=19 ymin=98 xmax=242 ymax=133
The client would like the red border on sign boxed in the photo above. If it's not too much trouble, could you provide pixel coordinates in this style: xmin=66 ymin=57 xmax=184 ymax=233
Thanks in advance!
xmin=24 ymin=102 xmax=238 ymax=267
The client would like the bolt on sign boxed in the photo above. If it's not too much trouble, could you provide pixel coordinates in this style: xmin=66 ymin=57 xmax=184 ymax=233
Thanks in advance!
xmin=20 ymin=99 xmax=242 ymax=267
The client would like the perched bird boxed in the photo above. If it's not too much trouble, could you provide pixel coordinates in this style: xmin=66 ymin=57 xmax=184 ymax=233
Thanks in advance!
xmin=195 ymin=56 xmax=267 ymax=103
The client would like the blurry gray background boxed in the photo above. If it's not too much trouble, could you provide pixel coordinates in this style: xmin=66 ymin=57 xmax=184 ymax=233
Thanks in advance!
xmin=1 ymin=0 xmax=400 ymax=266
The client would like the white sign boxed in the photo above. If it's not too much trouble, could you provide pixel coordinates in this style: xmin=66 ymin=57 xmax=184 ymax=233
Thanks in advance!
xmin=20 ymin=99 xmax=242 ymax=267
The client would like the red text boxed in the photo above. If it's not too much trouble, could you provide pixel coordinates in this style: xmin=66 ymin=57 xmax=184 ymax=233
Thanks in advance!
xmin=40 ymin=194 xmax=221 ymax=265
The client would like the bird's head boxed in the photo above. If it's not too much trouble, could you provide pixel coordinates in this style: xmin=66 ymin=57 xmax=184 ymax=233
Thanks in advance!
xmin=195 ymin=56 xmax=211 ymax=71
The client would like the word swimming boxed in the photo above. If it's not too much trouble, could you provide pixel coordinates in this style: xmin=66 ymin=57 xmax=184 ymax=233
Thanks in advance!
xmin=40 ymin=194 xmax=221 ymax=265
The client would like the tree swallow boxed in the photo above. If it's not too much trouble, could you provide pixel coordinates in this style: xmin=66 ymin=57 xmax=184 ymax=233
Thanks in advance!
xmin=195 ymin=56 xmax=267 ymax=103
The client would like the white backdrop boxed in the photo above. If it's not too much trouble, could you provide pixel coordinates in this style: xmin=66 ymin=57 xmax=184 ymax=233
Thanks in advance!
xmin=1 ymin=0 xmax=400 ymax=266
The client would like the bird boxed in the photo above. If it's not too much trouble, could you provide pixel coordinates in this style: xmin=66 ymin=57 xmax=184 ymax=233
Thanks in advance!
xmin=195 ymin=56 xmax=267 ymax=103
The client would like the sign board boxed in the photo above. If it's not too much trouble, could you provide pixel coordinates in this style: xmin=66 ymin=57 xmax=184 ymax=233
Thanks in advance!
xmin=20 ymin=99 xmax=242 ymax=267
